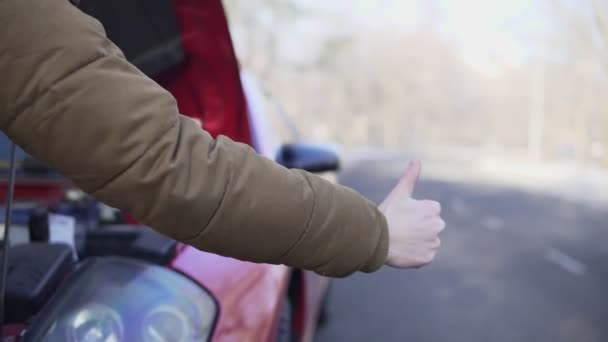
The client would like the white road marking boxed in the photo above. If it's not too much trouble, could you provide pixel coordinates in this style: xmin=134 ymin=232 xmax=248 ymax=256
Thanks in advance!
xmin=481 ymin=216 xmax=504 ymax=231
xmin=545 ymin=248 xmax=587 ymax=276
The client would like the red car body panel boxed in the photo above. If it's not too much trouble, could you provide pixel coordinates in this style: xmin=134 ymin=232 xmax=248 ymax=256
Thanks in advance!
xmin=0 ymin=179 xmax=67 ymax=203
xmin=171 ymin=246 xmax=329 ymax=342
xmin=156 ymin=0 xmax=252 ymax=145
xmin=171 ymin=247 xmax=290 ymax=341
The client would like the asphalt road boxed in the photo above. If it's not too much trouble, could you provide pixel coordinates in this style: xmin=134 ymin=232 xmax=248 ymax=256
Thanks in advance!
xmin=315 ymin=159 xmax=608 ymax=342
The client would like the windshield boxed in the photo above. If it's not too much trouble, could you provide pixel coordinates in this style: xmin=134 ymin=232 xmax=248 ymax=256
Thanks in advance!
xmin=251 ymin=75 xmax=300 ymax=144
xmin=241 ymin=71 xmax=301 ymax=158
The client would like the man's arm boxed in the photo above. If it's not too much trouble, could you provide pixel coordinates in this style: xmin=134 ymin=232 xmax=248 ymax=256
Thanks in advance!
xmin=0 ymin=0 xmax=388 ymax=277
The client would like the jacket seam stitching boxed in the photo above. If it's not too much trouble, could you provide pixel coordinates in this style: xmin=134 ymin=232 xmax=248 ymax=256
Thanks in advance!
xmin=182 ymin=178 xmax=229 ymax=242
xmin=182 ymin=139 xmax=233 ymax=243
xmin=276 ymin=172 xmax=317 ymax=262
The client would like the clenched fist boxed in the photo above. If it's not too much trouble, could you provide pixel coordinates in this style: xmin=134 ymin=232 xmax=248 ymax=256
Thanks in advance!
xmin=379 ymin=160 xmax=445 ymax=268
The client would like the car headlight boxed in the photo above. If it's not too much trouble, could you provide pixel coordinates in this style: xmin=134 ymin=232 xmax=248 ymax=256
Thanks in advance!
xmin=69 ymin=303 xmax=124 ymax=342
xmin=23 ymin=257 xmax=218 ymax=342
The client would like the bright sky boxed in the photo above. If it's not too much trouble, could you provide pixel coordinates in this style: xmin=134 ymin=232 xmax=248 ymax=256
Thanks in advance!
xmin=296 ymin=0 xmax=555 ymax=75
xmin=435 ymin=0 xmax=552 ymax=70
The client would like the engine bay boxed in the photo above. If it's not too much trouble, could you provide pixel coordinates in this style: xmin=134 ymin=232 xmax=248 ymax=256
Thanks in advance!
xmin=3 ymin=194 xmax=178 ymax=328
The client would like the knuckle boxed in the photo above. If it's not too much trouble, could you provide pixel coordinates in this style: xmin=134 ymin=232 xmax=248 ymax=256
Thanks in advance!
xmin=436 ymin=218 xmax=446 ymax=232
xmin=420 ymin=252 xmax=435 ymax=265
xmin=426 ymin=219 xmax=444 ymax=234
xmin=432 ymin=201 xmax=442 ymax=214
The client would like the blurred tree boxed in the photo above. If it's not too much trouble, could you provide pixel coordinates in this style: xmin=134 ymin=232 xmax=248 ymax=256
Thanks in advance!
xmin=224 ymin=0 xmax=608 ymax=169
xmin=541 ymin=0 xmax=608 ymax=166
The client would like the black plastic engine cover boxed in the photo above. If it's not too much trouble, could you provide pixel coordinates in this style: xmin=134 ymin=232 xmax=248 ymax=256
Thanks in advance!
xmin=6 ymin=244 xmax=76 ymax=323
xmin=85 ymin=225 xmax=177 ymax=265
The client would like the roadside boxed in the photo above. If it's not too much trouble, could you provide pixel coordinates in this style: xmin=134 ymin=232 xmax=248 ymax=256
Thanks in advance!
xmin=316 ymin=155 xmax=608 ymax=342
xmin=342 ymin=147 xmax=608 ymax=209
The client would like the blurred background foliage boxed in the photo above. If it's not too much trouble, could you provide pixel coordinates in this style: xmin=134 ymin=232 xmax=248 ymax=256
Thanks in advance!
xmin=224 ymin=0 xmax=608 ymax=169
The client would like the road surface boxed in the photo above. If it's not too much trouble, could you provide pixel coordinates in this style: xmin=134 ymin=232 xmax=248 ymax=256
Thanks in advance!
xmin=315 ymin=159 xmax=608 ymax=342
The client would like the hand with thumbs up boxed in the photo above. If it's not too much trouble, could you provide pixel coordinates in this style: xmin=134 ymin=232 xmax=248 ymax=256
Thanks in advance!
xmin=379 ymin=160 xmax=445 ymax=268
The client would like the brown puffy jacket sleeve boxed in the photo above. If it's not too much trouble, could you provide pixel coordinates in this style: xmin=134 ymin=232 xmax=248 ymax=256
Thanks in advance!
xmin=0 ymin=0 xmax=388 ymax=277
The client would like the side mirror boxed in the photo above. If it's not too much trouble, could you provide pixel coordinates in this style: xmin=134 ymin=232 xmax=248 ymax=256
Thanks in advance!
xmin=276 ymin=143 xmax=340 ymax=173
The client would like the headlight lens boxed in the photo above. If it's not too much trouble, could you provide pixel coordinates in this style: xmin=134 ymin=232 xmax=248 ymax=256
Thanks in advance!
xmin=142 ymin=305 xmax=192 ymax=342
xmin=69 ymin=303 xmax=123 ymax=342
xmin=23 ymin=257 xmax=218 ymax=342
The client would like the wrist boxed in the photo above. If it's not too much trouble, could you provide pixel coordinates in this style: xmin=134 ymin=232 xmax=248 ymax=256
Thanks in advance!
xmin=360 ymin=208 xmax=389 ymax=273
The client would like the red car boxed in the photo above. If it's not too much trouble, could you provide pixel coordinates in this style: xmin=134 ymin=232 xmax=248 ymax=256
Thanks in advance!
xmin=1 ymin=0 xmax=336 ymax=341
